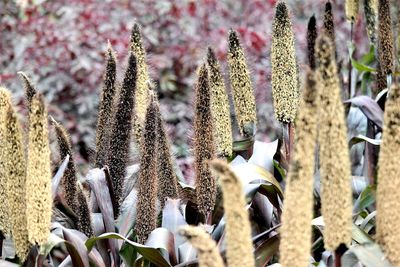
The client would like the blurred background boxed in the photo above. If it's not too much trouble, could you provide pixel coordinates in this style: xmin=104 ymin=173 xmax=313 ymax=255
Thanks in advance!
xmin=1 ymin=0 xmax=374 ymax=172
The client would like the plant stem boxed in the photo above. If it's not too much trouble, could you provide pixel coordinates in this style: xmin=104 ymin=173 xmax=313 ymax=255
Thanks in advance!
xmin=348 ymin=22 xmax=353 ymax=101
xmin=288 ymin=122 xmax=295 ymax=163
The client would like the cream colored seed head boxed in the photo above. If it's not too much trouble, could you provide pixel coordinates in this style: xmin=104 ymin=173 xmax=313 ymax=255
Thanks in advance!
xmin=316 ymin=35 xmax=352 ymax=251
xmin=207 ymin=47 xmax=233 ymax=157
xmin=210 ymin=159 xmax=255 ymax=267
xmin=179 ymin=225 xmax=224 ymax=267
xmin=279 ymin=70 xmax=319 ymax=267
xmin=227 ymin=30 xmax=257 ymax=136
xmin=364 ymin=0 xmax=378 ymax=44
xmin=271 ymin=1 xmax=299 ymax=124
xmin=5 ymin=105 xmax=31 ymax=260
xmin=0 ymin=88 xmax=12 ymax=238
xmin=130 ymin=23 xmax=151 ymax=126
xmin=376 ymin=85 xmax=400 ymax=266
xmin=346 ymin=0 xmax=360 ymax=22
xmin=26 ymin=94 xmax=52 ymax=245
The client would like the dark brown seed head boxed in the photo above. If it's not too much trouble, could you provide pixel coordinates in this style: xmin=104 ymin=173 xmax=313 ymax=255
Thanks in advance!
xmin=154 ymin=100 xmax=179 ymax=207
xmin=75 ymin=184 xmax=94 ymax=237
xmin=135 ymin=94 xmax=158 ymax=244
xmin=323 ymin=1 xmax=337 ymax=56
xmin=18 ymin=72 xmax=37 ymax=113
xmin=95 ymin=42 xmax=117 ymax=167
xmin=194 ymin=64 xmax=216 ymax=217
xmin=307 ymin=15 xmax=318 ymax=70
xmin=377 ymin=0 xmax=394 ymax=75
xmin=107 ymin=52 xmax=137 ymax=216
xmin=52 ymin=118 xmax=78 ymax=212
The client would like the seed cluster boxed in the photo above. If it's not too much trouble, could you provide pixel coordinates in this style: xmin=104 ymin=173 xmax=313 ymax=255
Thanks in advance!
xmin=207 ymin=47 xmax=233 ymax=157
xmin=364 ymin=0 xmax=378 ymax=44
xmin=271 ymin=1 xmax=299 ymax=124
xmin=376 ymin=85 xmax=400 ymax=266
xmin=377 ymin=0 xmax=394 ymax=76
xmin=26 ymin=94 xmax=52 ymax=245
xmin=194 ymin=64 xmax=216 ymax=217
xmin=307 ymin=15 xmax=318 ymax=70
xmin=95 ymin=43 xmax=117 ymax=167
xmin=135 ymin=96 xmax=159 ymax=244
xmin=345 ymin=0 xmax=360 ymax=22
xmin=211 ymin=160 xmax=255 ymax=267
xmin=179 ymin=225 xmax=224 ymax=267
xmin=279 ymin=70 xmax=319 ymax=266
xmin=316 ymin=35 xmax=352 ymax=251
xmin=227 ymin=30 xmax=257 ymax=135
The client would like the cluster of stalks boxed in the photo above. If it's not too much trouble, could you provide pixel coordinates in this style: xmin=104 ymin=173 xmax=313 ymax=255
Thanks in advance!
xmin=1 ymin=0 xmax=400 ymax=266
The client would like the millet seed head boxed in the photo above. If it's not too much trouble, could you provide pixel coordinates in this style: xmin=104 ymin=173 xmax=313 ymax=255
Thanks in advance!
xmin=279 ymin=70 xmax=319 ymax=267
xmin=206 ymin=47 xmax=233 ymax=157
xmin=0 ymin=88 xmax=12 ymax=238
xmin=135 ymin=93 xmax=159 ymax=244
xmin=345 ymin=0 xmax=360 ymax=22
xmin=5 ymin=104 xmax=31 ymax=260
xmin=75 ymin=184 xmax=94 ymax=237
xmin=179 ymin=225 xmax=224 ymax=267
xmin=377 ymin=0 xmax=394 ymax=76
xmin=17 ymin=72 xmax=37 ymax=113
xmin=307 ymin=15 xmax=318 ymax=70
xmin=323 ymin=1 xmax=337 ymax=56
xmin=107 ymin=52 xmax=137 ymax=216
xmin=95 ymin=42 xmax=117 ymax=167
xmin=26 ymin=93 xmax=52 ymax=245
xmin=271 ymin=1 xmax=300 ymax=123
xmin=316 ymin=35 xmax=352 ymax=251
xmin=227 ymin=30 xmax=257 ymax=136
xmin=210 ymin=159 xmax=255 ymax=267
xmin=194 ymin=64 xmax=216 ymax=217
xmin=130 ymin=23 xmax=151 ymax=126
xmin=364 ymin=0 xmax=378 ymax=44
xmin=376 ymin=85 xmax=400 ymax=266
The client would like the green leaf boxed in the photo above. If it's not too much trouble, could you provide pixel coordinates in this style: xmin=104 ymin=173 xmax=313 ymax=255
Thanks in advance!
xmin=353 ymin=185 xmax=376 ymax=214
xmin=351 ymin=58 xmax=376 ymax=73
xmin=85 ymin=231 xmax=172 ymax=267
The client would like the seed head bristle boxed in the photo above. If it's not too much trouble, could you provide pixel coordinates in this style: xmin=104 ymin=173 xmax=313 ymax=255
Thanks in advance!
xmin=307 ymin=15 xmax=318 ymax=70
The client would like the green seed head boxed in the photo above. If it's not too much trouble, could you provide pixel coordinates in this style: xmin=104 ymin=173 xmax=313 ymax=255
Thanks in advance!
xmin=179 ymin=225 xmax=224 ymax=267
xmin=271 ymin=1 xmax=300 ymax=123
xmin=227 ymin=30 xmax=257 ymax=135
xmin=210 ymin=159 xmax=255 ymax=267
xmin=316 ymin=35 xmax=352 ymax=251
xmin=207 ymin=47 xmax=233 ymax=156
xmin=194 ymin=64 xmax=216 ymax=217
xmin=135 ymin=94 xmax=158 ymax=244
xmin=279 ymin=70 xmax=319 ymax=266
xmin=95 ymin=42 xmax=117 ymax=167
xmin=376 ymin=86 xmax=400 ymax=266
xmin=26 ymin=94 xmax=52 ymax=245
